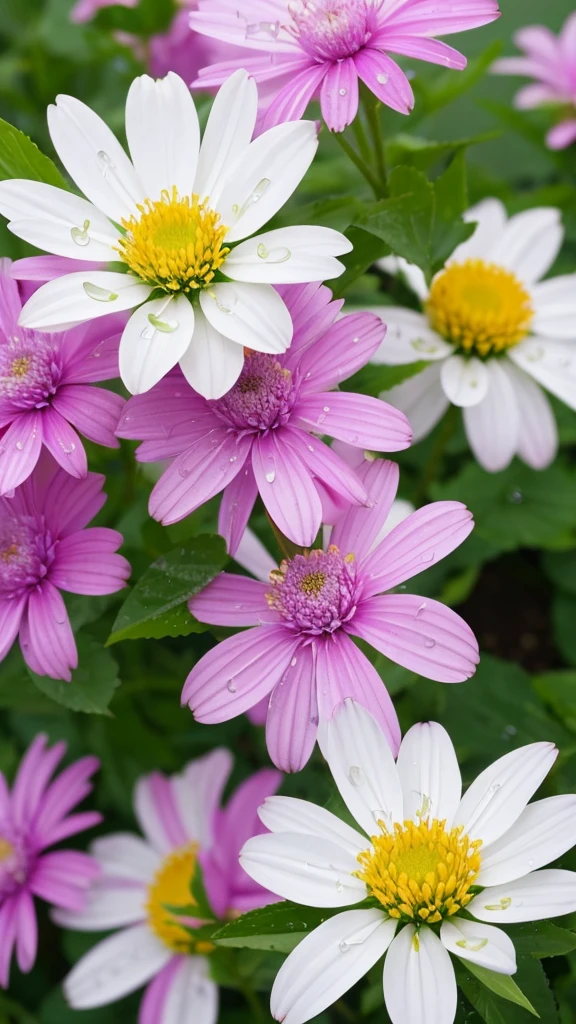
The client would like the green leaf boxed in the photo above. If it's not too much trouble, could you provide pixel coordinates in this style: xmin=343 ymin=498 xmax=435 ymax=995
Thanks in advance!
xmin=0 ymin=116 xmax=70 ymax=188
xmin=29 ymin=634 xmax=121 ymax=714
xmin=504 ymin=922 xmax=576 ymax=959
xmin=212 ymin=901 xmax=342 ymax=953
xmin=430 ymin=150 xmax=476 ymax=271
xmin=358 ymin=166 xmax=435 ymax=276
xmin=343 ymin=359 xmax=429 ymax=398
xmin=107 ymin=534 xmax=228 ymax=644
xmin=552 ymin=594 xmax=576 ymax=668
xmin=189 ymin=860 xmax=215 ymax=921
xmin=385 ymin=132 xmax=500 ymax=173
xmin=532 ymin=671 xmax=576 ymax=732
xmin=542 ymin=551 xmax=576 ymax=596
xmin=456 ymin=957 xmax=560 ymax=1024
xmin=462 ymin=962 xmax=539 ymax=1016
xmin=331 ymin=224 xmax=391 ymax=297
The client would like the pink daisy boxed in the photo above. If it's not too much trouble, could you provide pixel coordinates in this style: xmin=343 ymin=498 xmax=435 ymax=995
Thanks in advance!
xmin=0 ymin=454 xmax=131 ymax=681
xmin=57 ymin=749 xmax=280 ymax=1020
xmin=0 ymin=258 xmax=125 ymax=495
xmin=183 ymin=457 xmax=478 ymax=772
xmin=493 ymin=13 xmax=576 ymax=150
xmin=190 ymin=0 xmax=501 ymax=132
xmin=117 ymin=282 xmax=411 ymax=552
xmin=0 ymin=734 xmax=101 ymax=988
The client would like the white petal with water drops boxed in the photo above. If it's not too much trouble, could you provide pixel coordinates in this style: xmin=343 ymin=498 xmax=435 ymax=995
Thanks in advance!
xmin=179 ymin=306 xmax=244 ymax=400
xmin=440 ymin=919 xmax=516 ymax=974
xmin=119 ymin=294 xmax=195 ymax=395
xmin=200 ymin=282 xmax=292 ymax=354
xmin=18 ymin=271 xmax=152 ymax=330
xmin=239 ymin=832 xmax=366 ymax=908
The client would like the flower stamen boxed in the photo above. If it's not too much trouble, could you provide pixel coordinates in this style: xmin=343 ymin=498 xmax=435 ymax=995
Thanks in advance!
xmin=146 ymin=843 xmax=214 ymax=954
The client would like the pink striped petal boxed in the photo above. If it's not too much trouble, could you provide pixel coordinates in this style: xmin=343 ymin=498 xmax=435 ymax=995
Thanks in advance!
xmin=350 ymin=594 xmax=479 ymax=683
xmin=33 ymin=756 xmax=100 ymax=839
xmin=189 ymin=573 xmax=275 ymax=627
xmin=213 ymin=768 xmax=282 ymax=896
xmin=381 ymin=0 xmax=500 ymax=35
xmin=218 ymin=465 xmax=258 ymax=558
xmin=63 ymin=324 xmax=123 ymax=384
xmin=331 ymin=458 xmax=400 ymax=563
xmin=0 ymin=258 xmax=22 ymax=336
xmin=38 ymin=810 xmax=102 ymax=847
xmin=139 ymin=958 xmax=181 ymax=1024
xmin=281 ymin=427 xmax=367 ymax=505
xmin=265 ymin=644 xmax=318 ymax=772
xmin=0 ymin=411 xmax=43 ymax=495
xmin=10 ymin=255 xmax=102 ymax=281
xmin=293 ymin=392 xmax=412 ymax=453
xmin=52 ymin=384 xmax=124 ymax=447
xmin=19 ymin=581 xmax=77 ymax=681
xmin=0 ymin=897 xmax=19 ymax=988
xmin=0 ymin=595 xmax=26 ymax=661
xmin=296 ymin=312 xmax=386 ymax=393
xmin=279 ymin=283 xmax=341 ymax=361
xmin=320 ymin=57 xmax=360 ymax=132
xmin=41 ymin=406 xmax=87 ymax=479
xmin=49 ymin=528 xmax=130 ymax=595
xmin=11 ymin=734 xmax=64 ymax=828
xmin=43 ymin=468 xmax=106 ymax=537
xmin=135 ymin=772 xmax=189 ymax=853
xmin=354 ymin=48 xmax=414 ymax=114
xmin=252 ymin=431 xmax=322 ymax=548
xmin=262 ymin=62 xmax=328 ymax=131
xmin=116 ymin=373 xmax=208 ymax=440
xmin=14 ymin=891 xmax=37 ymax=974
xmin=382 ymin=33 xmax=467 ymax=69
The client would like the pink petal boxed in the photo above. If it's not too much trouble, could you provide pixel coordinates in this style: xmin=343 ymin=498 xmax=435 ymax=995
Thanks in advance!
xmin=364 ymin=501 xmax=474 ymax=594
xmin=252 ymin=431 xmax=322 ymax=548
xmin=331 ymin=458 xmax=400 ymax=562
xmin=52 ymin=385 xmax=124 ymax=448
xmin=265 ymin=643 xmax=318 ymax=772
xmin=11 ymin=734 xmax=66 ymax=830
xmin=149 ymin=429 xmax=251 ymax=526
xmin=139 ymin=958 xmax=181 ymax=1024
xmin=15 ymin=891 xmax=38 ymax=974
xmin=62 ymin=321 xmax=124 ymax=383
xmin=547 ymin=119 xmax=576 ymax=150
xmin=0 ymin=258 xmax=22 ymax=337
xmin=320 ymin=57 xmax=360 ymax=132
xmin=354 ymin=48 xmax=414 ymax=114
xmin=42 ymin=468 xmax=106 ymax=537
xmin=381 ymin=0 xmax=500 ymax=35
xmin=0 ymin=595 xmax=27 ymax=661
xmin=279 ymin=283 xmax=341 ymax=360
xmin=262 ymin=62 xmax=328 ymax=131
xmin=19 ymin=581 xmax=77 ymax=681
xmin=247 ymin=695 xmax=269 ymax=726
xmin=40 ymin=407 xmax=87 ymax=479
xmin=296 ymin=311 xmax=386 ymax=392
xmin=281 ymin=427 xmax=367 ymax=505
xmin=182 ymin=624 xmax=299 ymax=724
xmin=49 ymin=528 xmax=130 ymax=595
xmin=0 ymin=897 xmax=19 ymax=988
xmin=136 ymin=411 xmax=221 ymax=462
xmin=0 ymin=411 xmax=43 ymax=495
xmin=189 ymin=573 xmax=275 ymax=627
xmin=293 ymin=392 xmax=412 ymax=452
xmin=37 ymin=810 xmax=102 ymax=847
xmin=136 ymin=773 xmax=189 ymax=853
xmin=211 ymin=768 xmax=282 ymax=899
xmin=116 ymin=373 xmax=209 ymax=441
xmin=30 ymin=851 xmax=100 ymax=911
xmin=33 ymin=756 xmax=100 ymax=841
xmin=218 ymin=465 xmax=258 ymax=557
xmin=350 ymin=594 xmax=479 ymax=683
xmin=10 ymin=255 xmax=101 ymax=282
xmin=381 ymin=33 xmax=467 ymax=69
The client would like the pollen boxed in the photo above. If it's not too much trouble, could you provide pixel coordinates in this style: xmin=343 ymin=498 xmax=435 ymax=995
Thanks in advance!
xmin=356 ymin=818 xmax=482 ymax=924
xmin=116 ymin=187 xmax=230 ymax=294
xmin=0 ymin=838 xmax=14 ymax=861
xmin=299 ymin=570 xmax=327 ymax=596
xmin=146 ymin=843 xmax=214 ymax=954
xmin=10 ymin=357 xmax=30 ymax=379
xmin=426 ymin=259 xmax=534 ymax=357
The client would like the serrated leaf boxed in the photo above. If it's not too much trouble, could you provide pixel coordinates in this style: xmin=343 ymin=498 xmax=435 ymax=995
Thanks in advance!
xmin=505 ymin=922 xmax=576 ymax=959
xmin=212 ymin=901 xmax=342 ymax=953
xmin=431 ymin=150 xmax=476 ymax=270
xmin=108 ymin=534 xmax=228 ymax=644
xmin=0 ymin=117 xmax=70 ymax=188
xmin=358 ymin=166 xmax=435 ymax=275
xmin=29 ymin=634 xmax=121 ymax=714
xmin=331 ymin=224 xmax=391 ymax=297
xmin=462 ymin=962 xmax=539 ymax=1016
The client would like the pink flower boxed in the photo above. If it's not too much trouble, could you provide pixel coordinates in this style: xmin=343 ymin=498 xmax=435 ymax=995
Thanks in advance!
xmin=183 ymin=457 xmax=479 ymax=772
xmin=0 ymin=259 xmax=125 ymax=495
xmin=190 ymin=0 xmax=500 ymax=132
xmin=70 ymin=0 xmax=137 ymax=23
xmin=0 ymin=734 xmax=101 ymax=988
xmin=117 ymin=282 xmax=411 ymax=552
xmin=493 ymin=13 xmax=576 ymax=150
xmin=57 ymin=749 xmax=281 ymax=1019
xmin=0 ymin=454 xmax=131 ymax=681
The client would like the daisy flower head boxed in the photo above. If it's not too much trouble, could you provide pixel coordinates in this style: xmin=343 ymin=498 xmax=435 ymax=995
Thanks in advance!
xmin=183 ymin=456 xmax=478 ymax=772
xmin=0 ymin=71 xmax=352 ymax=401
xmin=0 ymin=734 xmax=101 ymax=988
xmin=117 ymin=282 xmax=412 ymax=551
xmin=57 ymin=749 xmax=281 ymax=1019
xmin=0 ymin=258 xmax=125 ymax=496
xmin=0 ymin=454 xmax=130 ymax=681
xmin=493 ymin=13 xmax=576 ymax=150
xmin=240 ymin=699 xmax=576 ymax=1024
xmin=190 ymin=0 xmax=501 ymax=133
xmin=373 ymin=199 xmax=576 ymax=472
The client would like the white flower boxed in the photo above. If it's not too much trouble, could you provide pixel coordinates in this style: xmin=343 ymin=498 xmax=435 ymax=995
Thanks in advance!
xmin=372 ymin=199 xmax=576 ymax=471
xmin=0 ymin=71 xmax=351 ymax=400
xmin=240 ymin=700 xmax=576 ymax=1024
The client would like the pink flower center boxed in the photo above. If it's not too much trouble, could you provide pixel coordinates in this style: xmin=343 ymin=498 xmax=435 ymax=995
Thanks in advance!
xmin=211 ymin=352 xmax=296 ymax=432
xmin=0 ymin=513 xmax=55 ymax=598
xmin=266 ymin=545 xmax=358 ymax=635
xmin=0 ymin=832 xmax=30 ymax=898
xmin=287 ymin=0 xmax=379 ymax=60
xmin=0 ymin=331 xmax=61 ymax=411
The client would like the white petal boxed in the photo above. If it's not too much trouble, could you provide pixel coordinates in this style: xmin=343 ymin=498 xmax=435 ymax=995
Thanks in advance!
xmin=453 ymin=741 xmax=557 ymax=847
xmin=195 ymin=70 xmax=258 ymax=206
xmin=18 ymin=271 xmax=151 ymax=330
xmin=510 ymin=337 xmax=576 ymax=411
xmin=0 ymin=180 xmax=118 ymax=261
xmin=468 ymin=869 xmax=576 ymax=924
xmin=477 ymin=794 xmax=576 ymax=887
xmin=89 ymin=833 xmax=160 ymax=882
xmin=53 ymin=882 xmax=145 ymax=931
xmin=171 ymin=749 xmax=233 ymax=848
xmin=217 ymin=120 xmax=318 ymax=243
xmin=64 ymin=924 xmax=171 ymax=1009
xmin=119 ymin=295 xmax=195 ymax=395
xmin=462 ymin=358 xmax=519 ymax=472
xmin=490 ymin=207 xmax=563 ymax=286
xmin=440 ymin=354 xmax=489 ymax=407
xmin=200 ymin=282 xmax=292 ymax=353
xmin=440 ymin=919 xmax=516 ymax=974
xmin=371 ymin=309 xmax=452 ymax=366
xmin=382 ymin=363 xmax=449 ymax=443
xmin=239 ymin=832 xmax=366 ymax=907
xmin=502 ymin=361 xmax=557 ymax=470
xmin=532 ymin=274 xmax=576 ymax=339
xmin=224 ymin=226 xmax=350 ymax=284
xmin=321 ymin=699 xmax=403 ymax=838
xmin=258 ymin=796 xmax=367 ymax=858
xmin=384 ymin=925 xmax=457 ymax=1024
xmin=271 ymin=909 xmax=395 ymax=1024
xmin=378 ymin=256 xmax=429 ymax=300
xmin=178 ymin=306 xmax=243 ymax=400
xmin=453 ymin=198 xmax=508 ymax=262
xmin=126 ymin=73 xmax=200 ymax=201
xmin=396 ymin=723 xmax=462 ymax=829
xmin=163 ymin=957 xmax=218 ymax=1024
xmin=48 ymin=94 xmax=145 ymax=223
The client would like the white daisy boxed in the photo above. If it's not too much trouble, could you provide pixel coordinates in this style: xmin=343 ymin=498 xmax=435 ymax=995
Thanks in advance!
xmin=240 ymin=699 xmax=576 ymax=1024
xmin=372 ymin=199 xmax=576 ymax=471
xmin=0 ymin=70 xmax=351 ymax=400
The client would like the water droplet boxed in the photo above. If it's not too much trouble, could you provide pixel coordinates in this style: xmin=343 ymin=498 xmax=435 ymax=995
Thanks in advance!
xmin=71 ymin=219 xmax=91 ymax=246
xmin=179 ymin=467 xmax=190 ymax=479
xmin=509 ymin=489 xmax=523 ymax=504
xmin=377 ymin=72 xmax=389 ymax=85
xmin=15 ymin=441 xmax=23 ymax=451
xmin=58 ymin=438 xmax=76 ymax=454
xmin=424 ymin=638 xmax=435 ymax=648
xmin=140 ymin=325 xmax=156 ymax=341
xmin=236 ymin=178 xmax=272 ymax=220
xmin=339 ymin=940 xmax=350 ymax=953
xmin=339 ymin=87 xmax=347 ymax=96
xmin=245 ymin=19 xmax=280 ymax=39
xmin=416 ymin=601 xmax=427 ymax=618
xmin=83 ymin=281 xmax=119 ymax=303
xmin=348 ymin=765 xmax=364 ymax=786
xmin=148 ymin=312 xmax=178 ymax=334
xmin=335 ymin=879 xmax=344 ymax=893
xmin=290 ymin=656 xmax=297 ymax=667
xmin=307 ymin=444 xmax=314 ymax=452
xmin=227 ymin=679 xmax=237 ymax=694
xmin=323 ymin=406 xmax=330 ymax=413
xmin=256 ymin=242 xmax=291 ymax=263
xmin=97 ymin=150 xmax=116 ymax=175
xmin=352 ymin=336 xmax=360 ymax=344
xmin=528 ymin=859 xmax=535 ymax=867
xmin=229 ymin=456 xmax=237 ymax=463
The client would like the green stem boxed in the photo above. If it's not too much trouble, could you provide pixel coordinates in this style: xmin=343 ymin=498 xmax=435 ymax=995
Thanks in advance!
xmin=219 ymin=951 xmax=268 ymax=1023
xmin=333 ymin=130 xmax=383 ymax=198
xmin=266 ymin=512 xmax=305 ymax=561
xmin=361 ymin=87 xmax=388 ymax=195
xmin=351 ymin=112 xmax=372 ymax=165
xmin=414 ymin=405 xmax=459 ymax=506
xmin=334 ymin=999 xmax=357 ymax=1022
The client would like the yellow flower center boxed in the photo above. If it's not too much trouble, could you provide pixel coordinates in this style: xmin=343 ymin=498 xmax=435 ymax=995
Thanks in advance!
xmin=425 ymin=259 xmax=534 ymax=357
xmin=0 ymin=838 xmax=14 ymax=861
xmin=356 ymin=818 xmax=482 ymax=924
xmin=116 ymin=187 xmax=230 ymax=294
xmin=10 ymin=357 xmax=30 ymax=379
xmin=146 ymin=844 xmax=214 ymax=955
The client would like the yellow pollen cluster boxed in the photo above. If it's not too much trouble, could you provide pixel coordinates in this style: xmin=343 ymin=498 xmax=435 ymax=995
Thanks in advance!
xmin=356 ymin=818 xmax=482 ymax=924
xmin=299 ymin=570 xmax=327 ymax=596
xmin=0 ymin=544 xmax=18 ymax=562
xmin=146 ymin=843 xmax=214 ymax=955
xmin=10 ymin=357 xmax=30 ymax=379
xmin=0 ymin=837 xmax=14 ymax=861
xmin=116 ymin=187 xmax=230 ymax=294
xmin=426 ymin=258 xmax=534 ymax=357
